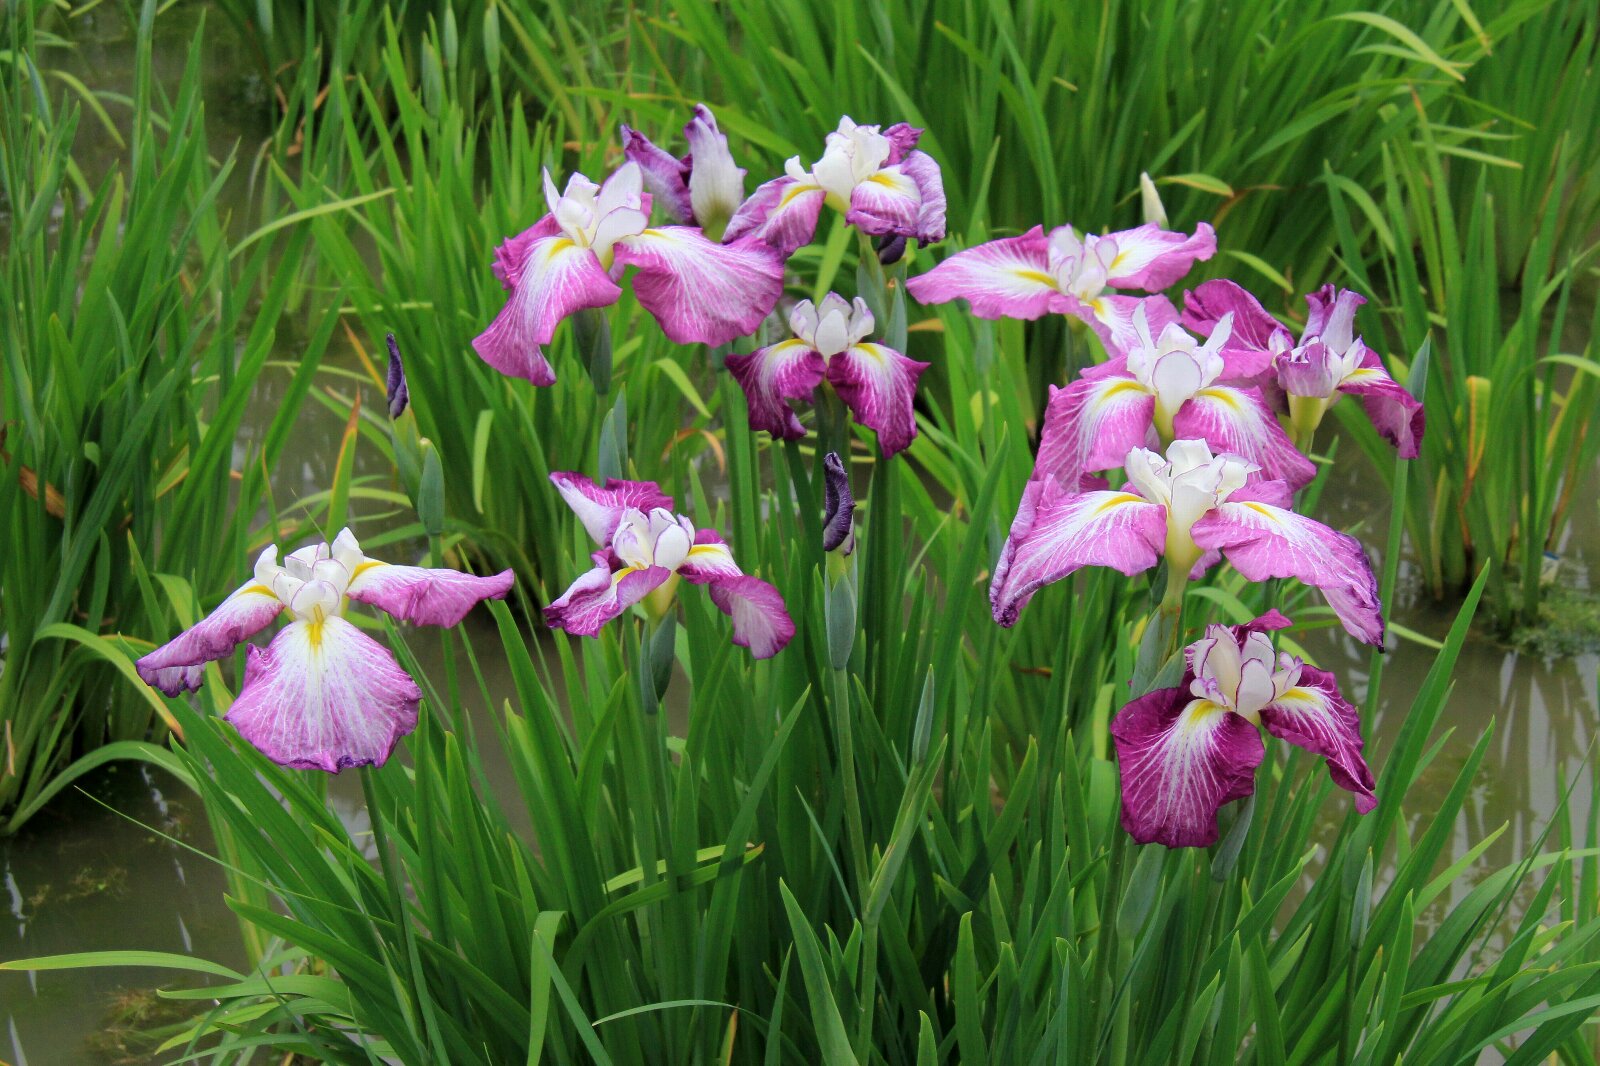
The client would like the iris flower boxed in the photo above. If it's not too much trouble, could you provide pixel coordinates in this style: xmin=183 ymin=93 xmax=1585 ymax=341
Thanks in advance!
xmin=1181 ymin=280 xmax=1424 ymax=456
xmin=622 ymin=104 xmax=748 ymax=241
xmin=1112 ymin=610 xmax=1376 ymax=847
xmin=546 ymin=473 xmax=795 ymax=659
xmin=991 ymin=439 xmax=1383 ymax=646
xmin=725 ymin=293 xmax=929 ymax=457
xmin=1033 ymin=306 xmax=1315 ymax=491
xmin=473 ymin=162 xmax=785 ymax=385
xmin=135 ymin=530 xmax=513 ymax=771
xmin=723 ymin=116 xmax=946 ymax=257
xmin=906 ymin=218 xmax=1215 ymax=354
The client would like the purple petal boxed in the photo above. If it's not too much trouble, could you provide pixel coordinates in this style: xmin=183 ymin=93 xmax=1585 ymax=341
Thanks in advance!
xmin=384 ymin=333 xmax=409 ymax=419
xmin=905 ymin=227 xmax=1059 ymax=320
xmin=678 ymin=528 xmax=745 ymax=584
xmin=901 ymin=150 xmax=946 ymax=244
xmin=345 ymin=561 xmax=514 ymax=626
xmin=1261 ymin=666 xmax=1377 ymax=813
xmin=883 ymin=122 xmax=923 ymax=163
xmin=135 ymin=579 xmax=284 ymax=696
xmin=1191 ymin=501 xmax=1384 ymax=647
xmin=1034 ymin=377 xmax=1158 ymax=488
xmin=612 ymin=227 xmax=785 ymax=346
xmin=821 ymin=451 xmax=855 ymax=552
xmin=1181 ymin=279 xmax=1291 ymax=352
xmin=473 ymin=236 xmax=621 ymax=381
xmin=545 ymin=561 xmax=673 ymax=637
xmin=707 ymin=575 xmax=795 ymax=659
xmin=724 ymin=340 xmax=827 ymax=440
xmin=224 ymin=618 xmax=423 ymax=772
xmin=1171 ymin=385 xmax=1317 ymax=489
xmin=621 ymin=124 xmax=694 ymax=224
xmin=1111 ymin=686 xmax=1265 ymax=848
xmin=1101 ymin=223 xmax=1216 ymax=291
xmin=1303 ymin=285 xmax=1365 ymax=350
xmin=846 ymin=165 xmax=922 ymax=238
xmin=1340 ymin=350 xmax=1425 ymax=458
xmin=723 ymin=176 xmax=826 ymax=257
xmin=549 ymin=471 xmax=674 ymax=546
xmin=990 ymin=480 xmax=1167 ymax=627
xmin=825 ymin=342 xmax=930 ymax=457
xmin=490 ymin=215 xmax=563 ymax=290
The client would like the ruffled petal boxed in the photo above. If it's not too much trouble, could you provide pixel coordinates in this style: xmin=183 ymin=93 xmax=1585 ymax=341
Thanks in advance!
xmin=882 ymin=122 xmax=922 ymax=163
xmin=901 ymin=150 xmax=947 ymax=244
xmin=826 ymin=342 xmax=930 ymax=457
xmin=1181 ymin=279 xmax=1291 ymax=351
xmin=723 ymin=175 xmax=826 ymax=257
xmin=473 ymin=236 xmax=621 ymax=381
xmin=1260 ymin=666 xmax=1377 ymax=813
xmin=345 ymin=560 xmax=514 ymax=626
xmin=1111 ymin=688 xmax=1265 ymax=848
xmin=990 ymin=480 xmax=1167 ymax=627
xmin=545 ymin=561 xmax=673 ymax=637
xmin=613 ymin=227 xmax=785 ymax=346
xmin=135 ymin=578 xmax=285 ymax=696
xmin=224 ymin=617 xmax=422 ymax=772
xmin=905 ymin=227 xmax=1059 ymax=320
xmin=1172 ymin=386 xmax=1317 ymax=489
xmin=1101 ymin=223 xmax=1217 ymax=291
xmin=621 ymin=124 xmax=694 ymax=224
xmin=1191 ymin=501 xmax=1384 ymax=646
xmin=1033 ymin=377 xmax=1157 ymax=488
xmin=684 ymin=104 xmax=747 ymax=233
xmin=846 ymin=165 xmax=921 ymax=237
xmin=677 ymin=528 xmax=744 ymax=584
xmin=490 ymin=215 xmax=563 ymax=290
xmin=1340 ymin=350 xmax=1425 ymax=458
xmin=549 ymin=472 xmax=673 ymax=546
xmin=707 ymin=575 xmax=795 ymax=659
xmin=1303 ymin=285 xmax=1365 ymax=350
xmin=724 ymin=340 xmax=827 ymax=440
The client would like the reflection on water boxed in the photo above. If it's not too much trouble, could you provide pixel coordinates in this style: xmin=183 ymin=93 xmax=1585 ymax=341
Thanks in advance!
xmin=1 ymin=764 xmax=247 ymax=1066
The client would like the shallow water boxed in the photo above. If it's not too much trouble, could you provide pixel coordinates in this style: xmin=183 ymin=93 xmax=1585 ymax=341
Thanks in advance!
xmin=5 ymin=5 xmax=1599 ymax=1063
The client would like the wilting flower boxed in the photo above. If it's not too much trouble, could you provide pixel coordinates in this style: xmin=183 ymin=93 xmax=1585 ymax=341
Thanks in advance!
xmin=906 ymin=219 xmax=1215 ymax=353
xmin=1181 ymin=280 xmax=1424 ymax=456
xmin=1033 ymin=306 xmax=1315 ymax=491
xmin=1112 ymin=611 xmax=1376 ymax=847
xmin=724 ymin=116 xmax=946 ymax=256
xmin=473 ymin=162 xmax=785 ymax=385
xmin=546 ymin=473 xmax=795 ymax=658
xmin=385 ymin=333 xmax=409 ymax=419
xmin=135 ymin=529 xmax=513 ymax=771
xmin=622 ymin=104 xmax=747 ymax=241
xmin=990 ymin=439 xmax=1383 ymax=646
xmin=725 ymin=293 xmax=929 ymax=457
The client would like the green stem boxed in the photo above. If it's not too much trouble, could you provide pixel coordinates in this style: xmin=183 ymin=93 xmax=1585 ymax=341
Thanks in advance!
xmin=831 ymin=666 xmax=869 ymax=891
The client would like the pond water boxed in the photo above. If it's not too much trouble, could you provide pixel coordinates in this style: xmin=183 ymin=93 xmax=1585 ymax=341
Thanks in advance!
xmin=4 ymin=5 xmax=1598 ymax=1063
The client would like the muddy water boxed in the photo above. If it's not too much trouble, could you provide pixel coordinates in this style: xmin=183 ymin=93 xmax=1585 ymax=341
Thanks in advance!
xmin=5 ymin=5 xmax=1599 ymax=1064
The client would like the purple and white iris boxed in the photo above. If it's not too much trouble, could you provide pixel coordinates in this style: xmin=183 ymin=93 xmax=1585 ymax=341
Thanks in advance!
xmin=725 ymin=293 xmax=929 ymax=457
xmin=1032 ymin=306 xmax=1315 ymax=491
xmin=1181 ymin=281 xmax=1425 ymax=456
xmin=723 ymin=116 xmax=946 ymax=257
xmin=1112 ymin=611 xmax=1377 ymax=847
xmin=473 ymin=162 xmax=785 ymax=385
xmin=622 ymin=104 xmax=747 ymax=241
xmin=135 ymin=529 xmax=514 ymax=772
xmin=990 ymin=439 xmax=1384 ymax=646
xmin=546 ymin=473 xmax=795 ymax=659
xmin=906 ymin=219 xmax=1216 ymax=354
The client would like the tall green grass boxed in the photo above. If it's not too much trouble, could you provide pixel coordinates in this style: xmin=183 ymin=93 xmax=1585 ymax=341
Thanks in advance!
xmin=0 ymin=6 xmax=334 ymax=826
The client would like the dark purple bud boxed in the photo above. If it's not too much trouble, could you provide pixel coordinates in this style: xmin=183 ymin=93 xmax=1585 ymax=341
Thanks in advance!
xmin=822 ymin=451 xmax=855 ymax=553
xmin=876 ymin=233 xmax=908 ymax=266
xmin=385 ymin=333 xmax=409 ymax=419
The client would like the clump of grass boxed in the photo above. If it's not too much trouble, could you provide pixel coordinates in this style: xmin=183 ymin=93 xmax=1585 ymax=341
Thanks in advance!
xmin=1506 ymin=583 xmax=1600 ymax=658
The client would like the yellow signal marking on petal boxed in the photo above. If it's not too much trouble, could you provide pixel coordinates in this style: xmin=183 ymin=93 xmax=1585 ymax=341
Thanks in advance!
xmin=1094 ymin=492 xmax=1145 ymax=513
xmin=1177 ymin=699 xmax=1228 ymax=733
xmin=686 ymin=545 xmax=731 ymax=560
xmin=1100 ymin=379 xmax=1147 ymax=400
xmin=1243 ymin=502 xmax=1284 ymax=524
xmin=611 ymin=565 xmax=641 ymax=587
xmin=779 ymin=182 xmax=819 ymax=207
xmin=350 ymin=560 xmax=385 ymax=582
xmin=1011 ymin=268 xmax=1058 ymax=288
xmin=1110 ymin=251 xmax=1128 ymax=270
xmin=1197 ymin=387 xmax=1241 ymax=410
xmin=1090 ymin=298 xmax=1109 ymax=316
xmin=305 ymin=618 xmax=325 ymax=649
xmin=240 ymin=583 xmax=276 ymax=599
xmin=1341 ymin=368 xmax=1383 ymax=386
